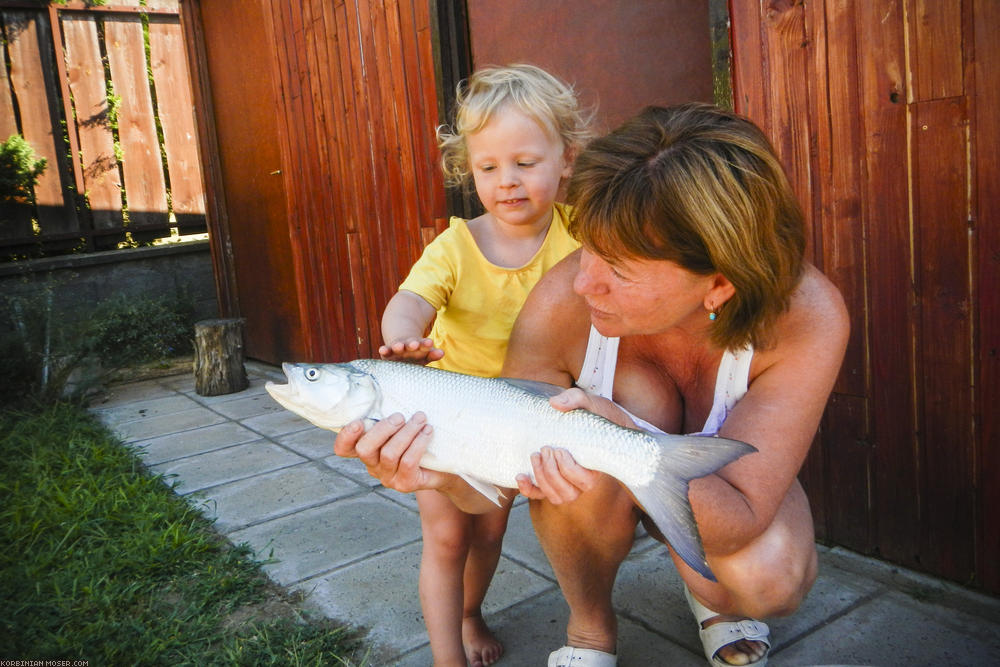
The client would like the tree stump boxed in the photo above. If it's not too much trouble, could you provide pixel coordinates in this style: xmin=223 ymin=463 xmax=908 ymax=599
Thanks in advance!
xmin=193 ymin=318 xmax=248 ymax=396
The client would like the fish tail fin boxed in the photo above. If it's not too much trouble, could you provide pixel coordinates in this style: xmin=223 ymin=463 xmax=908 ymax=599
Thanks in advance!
xmin=628 ymin=434 xmax=756 ymax=582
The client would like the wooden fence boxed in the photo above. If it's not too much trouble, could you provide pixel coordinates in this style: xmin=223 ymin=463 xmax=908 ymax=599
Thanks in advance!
xmin=0 ymin=0 xmax=205 ymax=257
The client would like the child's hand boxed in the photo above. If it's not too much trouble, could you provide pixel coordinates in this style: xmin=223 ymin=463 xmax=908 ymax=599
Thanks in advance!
xmin=378 ymin=337 xmax=445 ymax=365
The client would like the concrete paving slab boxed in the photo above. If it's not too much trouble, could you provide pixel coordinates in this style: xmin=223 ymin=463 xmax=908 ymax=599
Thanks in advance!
xmin=377 ymin=487 xmax=419 ymax=511
xmin=240 ymin=409 xmax=314 ymax=438
xmin=392 ymin=588 xmax=568 ymax=667
xmin=93 ymin=393 xmax=203 ymax=427
xmin=279 ymin=426 xmax=337 ymax=460
xmin=133 ymin=420 xmax=261 ymax=464
xmin=230 ymin=495 xmax=422 ymax=586
xmin=321 ymin=454 xmax=382 ymax=489
xmin=298 ymin=539 xmax=556 ymax=666
xmin=297 ymin=541 xmax=427 ymax=662
xmin=90 ymin=377 xmax=177 ymax=407
xmin=777 ymin=587 xmax=998 ymax=666
xmin=615 ymin=614 xmax=704 ymax=666
xmin=149 ymin=440 xmax=305 ymax=494
xmin=205 ymin=392 xmax=285 ymax=420
xmin=187 ymin=461 xmax=370 ymax=533
xmin=159 ymin=373 xmax=197 ymax=392
xmin=182 ymin=384 xmax=270 ymax=407
xmin=111 ymin=406 xmax=229 ymax=442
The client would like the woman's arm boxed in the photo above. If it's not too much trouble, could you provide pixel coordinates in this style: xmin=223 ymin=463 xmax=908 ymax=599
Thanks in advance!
xmin=689 ymin=265 xmax=850 ymax=555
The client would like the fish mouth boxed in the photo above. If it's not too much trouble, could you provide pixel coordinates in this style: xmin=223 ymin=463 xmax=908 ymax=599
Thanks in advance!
xmin=264 ymin=363 xmax=297 ymax=403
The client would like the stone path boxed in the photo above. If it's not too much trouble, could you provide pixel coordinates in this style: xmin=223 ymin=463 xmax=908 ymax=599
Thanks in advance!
xmin=90 ymin=362 xmax=1000 ymax=666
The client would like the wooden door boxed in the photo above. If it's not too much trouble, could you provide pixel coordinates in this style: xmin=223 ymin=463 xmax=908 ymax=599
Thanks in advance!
xmin=182 ymin=0 xmax=304 ymax=362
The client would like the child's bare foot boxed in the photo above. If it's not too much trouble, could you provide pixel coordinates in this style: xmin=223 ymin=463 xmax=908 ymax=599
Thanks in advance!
xmin=462 ymin=613 xmax=503 ymax=667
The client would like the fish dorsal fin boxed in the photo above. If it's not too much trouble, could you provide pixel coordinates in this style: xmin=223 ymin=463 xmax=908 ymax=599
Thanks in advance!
xmin=499 ymin=377 xmax=568 ymax=399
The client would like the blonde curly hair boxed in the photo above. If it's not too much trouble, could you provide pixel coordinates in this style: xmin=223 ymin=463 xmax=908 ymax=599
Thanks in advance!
xmin=438 ymin=64 xmax=593 ymax=189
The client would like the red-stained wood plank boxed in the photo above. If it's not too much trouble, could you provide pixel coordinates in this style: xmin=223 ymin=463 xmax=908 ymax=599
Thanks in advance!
xmin=912 ymin=98 xmax=975 ymax=582
xmin=382 ymin=0 xmax=424 ymax=286
xmin=105 ymin=14 xmax=168 ymax=228
xmin=306 ymin=0 xmax=345 ymax=358
xmin=908 ymin=0 xmax=963 ymax=102
xmin=974 ymin=0 xmax=1000 ymax=594
xmin=195 ymin=0 xmax=301 ymax=361
xmin=314 ymin=0 xmax=356 ymax=360
xmin=5 ymin=9 xmax=77 ymax=235
xmin=761 ymin=1 xmax=816 ymax=259
xmin=419 ymin=9 xmax=447 ymax=225
xmin=809 ymin=0 xmax=873 ymax=552
xmin=346 ymin=0 xmax=382 ymax=358
xmin=147 ymin=15 xmax=205 ymax=228
xmin=856 ymin=0 xmax=921 ymax=568
xmin=728 ymin=1 xmax=769 ymax=133
xmin=267 ymin=0 xmax=326 ymax=361
xmin=361 ymin=0 xmax=395 ymax=320
xmin=62 ymin=13 xmax=123 ymax=230
xmin=331 ymin=0 xmax=369 ymax=360
xmin=815 ymin=0 xmax=869 ymax=400
xmin=820 ymin=393 xmax=873 ymax=549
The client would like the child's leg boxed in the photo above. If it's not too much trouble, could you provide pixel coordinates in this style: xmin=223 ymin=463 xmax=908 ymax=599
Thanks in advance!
xmin=417 ymin=488 xmax=474 ymax=666
xmin=462 ymin=499 xmax=514 ymax=666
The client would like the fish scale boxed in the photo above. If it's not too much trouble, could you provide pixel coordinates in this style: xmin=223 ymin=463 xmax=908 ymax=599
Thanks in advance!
xmin=266 ymin=358 xmax=756 ymax=581
xmin=354 ymin=358 xmax=660 ymax=489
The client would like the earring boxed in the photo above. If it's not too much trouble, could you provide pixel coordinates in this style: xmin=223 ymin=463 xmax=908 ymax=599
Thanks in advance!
xmin=709 ymin=311 xmax=717 ymax=321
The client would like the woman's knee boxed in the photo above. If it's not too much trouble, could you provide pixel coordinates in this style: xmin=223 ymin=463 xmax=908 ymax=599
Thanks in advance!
xmin=715 ymin=531 xmax=818 ymax=618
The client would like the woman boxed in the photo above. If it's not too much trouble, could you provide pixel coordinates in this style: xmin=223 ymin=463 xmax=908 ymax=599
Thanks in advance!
xmin=335 ymin=104 xmax=849 ymax=667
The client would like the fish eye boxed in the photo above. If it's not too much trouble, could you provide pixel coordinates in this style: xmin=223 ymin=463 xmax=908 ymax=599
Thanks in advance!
xmin=304 ymin=368 xmax=320 ymax=381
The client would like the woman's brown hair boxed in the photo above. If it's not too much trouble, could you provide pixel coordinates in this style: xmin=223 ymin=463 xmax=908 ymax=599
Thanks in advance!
xmin=567 ymin=103 xmax=805 ymax=350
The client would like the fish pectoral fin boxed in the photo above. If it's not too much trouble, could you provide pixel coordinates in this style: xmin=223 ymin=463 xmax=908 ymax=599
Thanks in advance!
xmin=459 ymin=473 xmax=505 ymax=507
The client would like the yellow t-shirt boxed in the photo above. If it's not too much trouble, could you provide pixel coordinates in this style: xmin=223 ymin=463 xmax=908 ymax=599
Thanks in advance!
xmin=398 ymin=203 xmax=579 ymax=377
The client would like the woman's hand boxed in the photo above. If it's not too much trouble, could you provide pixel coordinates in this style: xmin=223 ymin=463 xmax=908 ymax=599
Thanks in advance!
xmin=548 ymin=387 xmax=637 ymax=428
xmin=334 ymin=411 xmax=446 ymax=493
xmin=334 ymin=412 xmax=501 ymax=513
xmin=515 ymin=387 xmax=633 ymax=503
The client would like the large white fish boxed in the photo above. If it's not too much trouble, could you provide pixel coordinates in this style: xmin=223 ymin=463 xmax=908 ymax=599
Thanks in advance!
xmin=265 ymin=359 xmax=755 ymax=580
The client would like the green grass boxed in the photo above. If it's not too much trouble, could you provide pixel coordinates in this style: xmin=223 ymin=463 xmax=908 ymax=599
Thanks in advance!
xmin=0 ymin=401 xmax=366 ymax=665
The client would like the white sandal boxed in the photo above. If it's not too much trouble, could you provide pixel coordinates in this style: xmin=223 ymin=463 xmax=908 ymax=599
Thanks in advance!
xmin=548 ymin=645 xmax=618 ymax=667
xmin=684 ymin=585 xmax=770 ymax=667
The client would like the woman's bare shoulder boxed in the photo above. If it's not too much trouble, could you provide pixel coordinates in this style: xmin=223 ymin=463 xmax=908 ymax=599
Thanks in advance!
xmin=504 ymin=250 xmax=589 ymax=384
xmin=755 ymin=263 xmax=849 ymax=372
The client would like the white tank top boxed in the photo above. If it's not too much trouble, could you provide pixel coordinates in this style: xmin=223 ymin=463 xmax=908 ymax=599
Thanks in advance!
xmin=576 ymin=326 xmax=753 ymax=436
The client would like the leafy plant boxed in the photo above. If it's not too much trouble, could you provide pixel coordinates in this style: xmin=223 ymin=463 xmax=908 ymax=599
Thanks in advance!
xmin=1 ymin=286 xmax=196 ymax=404
xmin=85 ymin=292 xmax=195 ymax=369
xmin=0 ymin=134 xmax=47 ymax=202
